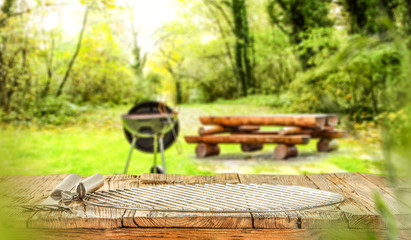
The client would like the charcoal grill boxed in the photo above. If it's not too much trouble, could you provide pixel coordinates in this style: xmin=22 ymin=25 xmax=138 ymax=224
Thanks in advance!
xmin=83 ymin=183 xmax=345 ymax=213
xmin=121 ymin=101 xmax=179 ymax=174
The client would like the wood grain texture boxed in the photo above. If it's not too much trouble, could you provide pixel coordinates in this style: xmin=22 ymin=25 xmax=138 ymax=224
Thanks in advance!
xmin=241 ymin=143 xmax=264 ymax=152
xmin=273 ymin=144 xmax=298 ymax=160
xmin=195 ymin=143 xmax=220 ymax=157
xmin=0 ymin=174 xmax=74 ymax=228
xmin=346 ymin=173 xmax=411 ymax=229
xmin=238 ymin=174 xmax=347 ymax=229
xmin=251 ymin=129 xmax=345 ymax=139
xmin=199 ymin=115 xmax=327 ymax=128
xmin=317 ymin=138 xmax=339 ymax=152
xmin=131 ymin=173 xmax=252 ymax=229
xmin=199 ymin=125 xmax=260 ymax=135
xmin=1 ymin=172 xmax=409 ymax=232
xmin=185 ymin=134 xmax=310 ymax=144
xmin=6 ymin=228 xmax=401 ymax=240
xmin=306 ymin=173 xmax=388 ymax=229
xmin=199 ymin=125 xmax=228 ymax=135
xmin=26 ymin=174 xmax=140 ymax=229
xmin=279 ymin=127 xmax=303 ymax=135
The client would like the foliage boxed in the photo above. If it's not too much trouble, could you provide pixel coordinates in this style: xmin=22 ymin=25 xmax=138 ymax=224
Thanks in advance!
xmin=1 ymin=0 xmax=411 ymax=125
xmin=66 ymin=23 xmax=137 ymax=104
xmin=252 ymin=28 xmax=300 ymax=94
xmin=0 ymin=103 xmax=384 ymax=176
xmin=267 ymin=0 xmax=334 ymax=69
xmin=341 ymin=0 xmax=398 ymax=34
xmin=0 ymin=0 xmax=149 ymax=124
xmin=374 ymin=192 xmax=399 ymax=240
xmin=0 ymin=96 xmax=89 ymax=125
xmin=290 ymin=33 xmax=408 ymax=121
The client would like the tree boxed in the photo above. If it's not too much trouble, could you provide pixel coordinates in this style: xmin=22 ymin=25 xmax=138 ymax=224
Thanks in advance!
xmin=203 ymin=0 xmax=254 ymax=96
xmin=404 ymin=0 xmax=411 ymax=34
xmin=0 ymin=0 xmax=33 ymax=114
xmin=157 ymin=34 xmax=185 ymax=104
xmin=231 ymin=0 xmax=254 ymax=96
xmin=267 ymin=0 xmax=333 ymax=70
xmin=56 ymin=2 xmax=90 ymax=97
xmin=40 ymin=31 xmax=57 ymax=98
xmin=341 ymin=0 xmax=398 ymax=35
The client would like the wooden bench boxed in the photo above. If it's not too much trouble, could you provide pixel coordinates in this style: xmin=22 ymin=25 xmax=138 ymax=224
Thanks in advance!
xmin=185 ymin=114 xmax=345 ymax=159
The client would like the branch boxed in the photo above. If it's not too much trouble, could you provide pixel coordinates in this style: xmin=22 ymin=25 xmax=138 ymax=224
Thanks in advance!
xmin=207 ymin=0 xmax=234 ymax=32
xmin=0 ymin=3 xmax=66 ymax=26
xmin=204 ymin=0 xmax=236 ymax=75
xmin=267 ymin=1 xmax=290 ymax=35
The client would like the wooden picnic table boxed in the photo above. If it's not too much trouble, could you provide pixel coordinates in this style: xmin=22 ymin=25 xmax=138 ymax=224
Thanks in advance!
xmin=186 ymin=114 xmax=345 ymax=159
xmin=0 ymin=173 xmax=410 ymax=239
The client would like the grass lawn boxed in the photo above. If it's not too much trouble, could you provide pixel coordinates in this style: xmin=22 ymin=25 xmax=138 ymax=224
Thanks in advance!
xmin=0 ymin=102 xmax=384 ymax=176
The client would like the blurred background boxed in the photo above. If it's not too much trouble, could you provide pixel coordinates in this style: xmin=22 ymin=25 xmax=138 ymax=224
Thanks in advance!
xmin=0 ymin=0 xmax=409 ymax=179
xmin=1 ymin=0 xmax=411 ymax=237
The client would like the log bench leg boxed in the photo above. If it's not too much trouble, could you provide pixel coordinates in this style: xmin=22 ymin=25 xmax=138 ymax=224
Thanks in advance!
xmin=241 ymin=143 xmax=263 ymax=152
xmin=274 ymin=144 xmax=298 ymax=160
xmin=195 ymin=143 xmax=220 ymax=158
xmin=317 ymin=138 xmax=339 ymax=152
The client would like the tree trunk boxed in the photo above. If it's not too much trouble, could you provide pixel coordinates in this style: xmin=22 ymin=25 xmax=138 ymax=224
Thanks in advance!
xmin=241 ymin=2 xmax=254 ymax=91
xmin=56 ymin=5 xmax=89 ymax=97
xmin=405 ymin=0 xmax=411 ymax=34
xmin=176 ymin=78 xmax=182 ymax=104
xmin=232 ymin=0 xmax=254 ymax=96
xmin=234 ymin=40 xmax=247 ymax=96
xmin=41 ymin=37 xmax=55 ymax=98
xmin=204 ymin=1 xmax=238 ymax=85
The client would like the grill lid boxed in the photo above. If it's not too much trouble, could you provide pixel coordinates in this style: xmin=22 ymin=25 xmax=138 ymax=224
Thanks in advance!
xmin=124 ymin=101 xmax=179 ymax=153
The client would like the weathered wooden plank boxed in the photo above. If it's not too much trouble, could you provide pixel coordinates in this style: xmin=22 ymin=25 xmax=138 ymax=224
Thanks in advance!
xmin=0 ymin=175 xmax=72 ymax=229
xmin=27 ymin=174 xmax=140 ymax=229
xmin=200 ymin=115 xmax=328 ymax=128
xmin=349 ymin=173 xmax=411 ymax=229
xmin=307 ymin=173 xmax=385 ymax=229
xmin=252 ymin=129 xmax=345 ymax=139
xmin=358 ymin=173 xmax=411 ymax=198
xmin=199 ymin=125 xmax=228 ymax=135
xmin=353 ymin=173 xmax=411 ymax=209
xmin=238 ymin=174 xmax=347 ymax=229
xmin=185 ymin=134 xmax=310 ymax=144
xmin=130 ymin=173 xmax=253 ymax=229
xmin=6 ymin=228 xmax=393 ymax=240
xmin=199 ymin=125 xmax=260 ymax=136
xmin=1 ymin=173 xmax=406 ymax=231
xmin=359 ymin=173 xmax=411 ymax=208
xmin=324 ymin=114 xmax=339 ymax=127
xmin=279 ymin=127 xmax=304 ymax=135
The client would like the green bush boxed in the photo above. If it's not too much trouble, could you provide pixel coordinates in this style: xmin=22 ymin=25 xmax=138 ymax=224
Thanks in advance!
xmin=0 ymin=96 xmax=89 ymax=125
xmin=289 ymin=34 xmax=408 ymax=121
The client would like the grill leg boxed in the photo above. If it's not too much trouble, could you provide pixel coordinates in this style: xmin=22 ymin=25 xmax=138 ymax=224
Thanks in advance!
xmin=159 ymin=137 xmax=166 ymax=173
xmin=152 ymin=135 xmax=158 ymax=173
xmin=123 ymin=136 xmax=137 ymax=174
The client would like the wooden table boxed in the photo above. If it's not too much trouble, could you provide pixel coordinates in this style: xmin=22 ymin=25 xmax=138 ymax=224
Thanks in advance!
xmin=1 ymin=173 xmax=410 ymax=239
xmin=185 ymin=114 xmax=345 ymax=159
